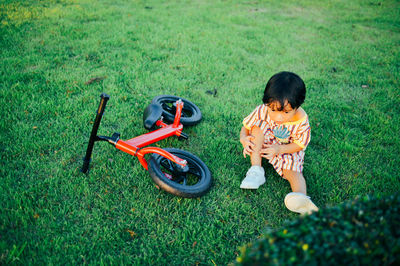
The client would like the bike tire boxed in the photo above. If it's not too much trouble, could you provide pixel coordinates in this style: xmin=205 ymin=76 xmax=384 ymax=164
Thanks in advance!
xmin=148 ymin=148 xmax=212 ymax=198
xmin=151 ymin=95 xmax=202 ymax=126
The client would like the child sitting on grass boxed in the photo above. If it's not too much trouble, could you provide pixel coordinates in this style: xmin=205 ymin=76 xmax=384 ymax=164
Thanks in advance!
xmin=239 ymin=71 xmax=318 ymax=214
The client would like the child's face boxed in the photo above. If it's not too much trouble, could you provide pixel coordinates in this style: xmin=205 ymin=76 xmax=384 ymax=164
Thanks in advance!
xmin=266 ymin=101 xmax=297 ymax=124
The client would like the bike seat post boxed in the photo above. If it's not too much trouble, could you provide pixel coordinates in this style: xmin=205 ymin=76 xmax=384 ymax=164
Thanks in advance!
xmin=81 ymin=93 xmax=110 ymax=173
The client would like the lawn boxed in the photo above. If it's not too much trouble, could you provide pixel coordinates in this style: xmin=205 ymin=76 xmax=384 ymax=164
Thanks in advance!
xmin=1 ymin=0 xmax=399 ymax=264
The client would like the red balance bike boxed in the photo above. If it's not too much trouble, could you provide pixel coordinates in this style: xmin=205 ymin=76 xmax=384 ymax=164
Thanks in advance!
xmin=81 ymin=93 xmax=212 ymax=198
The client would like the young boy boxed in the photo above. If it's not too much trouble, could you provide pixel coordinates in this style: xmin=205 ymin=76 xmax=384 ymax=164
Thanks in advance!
xmin=239 ymin=71 xmax=318 ymax=214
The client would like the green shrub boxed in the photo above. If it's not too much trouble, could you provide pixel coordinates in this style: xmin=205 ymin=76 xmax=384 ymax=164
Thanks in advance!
xmin=235 ymin=194 xmax=400 ymax=265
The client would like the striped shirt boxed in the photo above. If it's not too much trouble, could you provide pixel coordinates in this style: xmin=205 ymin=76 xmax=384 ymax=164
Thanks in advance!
xmin=243 ymin=104 xmax=311 ymax=176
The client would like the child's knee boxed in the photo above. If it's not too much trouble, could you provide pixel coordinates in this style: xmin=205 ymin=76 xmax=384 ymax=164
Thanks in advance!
xmin=250 ymin=126 xmax=265 ymax=150
xmin=250 ymin=126 xmax=264 ymax=149
xmin=250 ymin=126 xmax=264 ymax=138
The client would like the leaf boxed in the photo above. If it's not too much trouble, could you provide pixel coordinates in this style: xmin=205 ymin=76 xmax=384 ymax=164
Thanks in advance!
xmin=127 ymin=229 xmax=137 ymax=238
xmin=85 ymin=76 xmax=107 ymax=85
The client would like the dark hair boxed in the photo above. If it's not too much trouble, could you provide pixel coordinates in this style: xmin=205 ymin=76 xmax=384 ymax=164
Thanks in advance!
xmin=262 ymin=71 xmax=306 ymax=110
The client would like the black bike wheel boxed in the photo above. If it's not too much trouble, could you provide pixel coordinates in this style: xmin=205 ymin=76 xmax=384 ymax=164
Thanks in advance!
xmin=151 ymin=95 xmax=202 ymax=126
xmin=148 ymin=148 xmax=212 ymax=198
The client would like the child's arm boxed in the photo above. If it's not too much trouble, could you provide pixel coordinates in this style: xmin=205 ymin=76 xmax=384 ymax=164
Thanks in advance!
xmin=260 ymin=143 xmax=303 ymax=160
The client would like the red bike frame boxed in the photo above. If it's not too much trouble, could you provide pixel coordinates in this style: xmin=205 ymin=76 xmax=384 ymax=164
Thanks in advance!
xmin=81 ymin=94 xmax=187 ymax=174
xmin=115 ymin=100 xmax=187 ymax=170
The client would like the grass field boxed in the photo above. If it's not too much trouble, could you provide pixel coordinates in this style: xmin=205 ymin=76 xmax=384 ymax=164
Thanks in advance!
xmin=1 ymin=0 xmax=399 ymax=264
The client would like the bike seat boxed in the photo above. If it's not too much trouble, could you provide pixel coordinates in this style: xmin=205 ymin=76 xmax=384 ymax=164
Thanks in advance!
xmin=143 ymin=103 xmax=163 ymax=130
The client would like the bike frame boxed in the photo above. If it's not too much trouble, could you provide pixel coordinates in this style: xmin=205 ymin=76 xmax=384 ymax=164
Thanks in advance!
xmin=81 ymin=93 xmax=187 ymax=174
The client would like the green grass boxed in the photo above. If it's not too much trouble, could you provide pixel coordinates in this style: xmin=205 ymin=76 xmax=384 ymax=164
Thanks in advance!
xmin=1 ymin=0 xmax=399 ymax=264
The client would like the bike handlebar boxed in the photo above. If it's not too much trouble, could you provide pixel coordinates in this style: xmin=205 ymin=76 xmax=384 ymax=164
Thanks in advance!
xmin=81 ymin=93 xmax=110 ymax=173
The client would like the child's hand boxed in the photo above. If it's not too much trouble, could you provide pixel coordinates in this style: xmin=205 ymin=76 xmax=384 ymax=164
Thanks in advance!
xmin=241 ymin=135 xmax=255 ymax=158
xmin=260 ymin=144 xmax=280 ymax=160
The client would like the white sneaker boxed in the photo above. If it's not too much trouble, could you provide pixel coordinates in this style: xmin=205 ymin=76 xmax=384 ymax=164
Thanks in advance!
xmin=240 ymin=166 xmax=265 ymax=189
xmin=284 ymin=192 xmax=319 ymax=214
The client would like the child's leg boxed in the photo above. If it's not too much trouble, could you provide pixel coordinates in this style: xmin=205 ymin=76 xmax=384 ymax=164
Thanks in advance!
xmin=282 ymin=169 xmax=307 ymax=195
xmin=250 ymin=126 xmax=265 ymax=166
xmin=240 ymin=126 xmax=266 ymax=189
xmin=283 ymin=169 xmax=318 ymax=214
